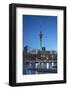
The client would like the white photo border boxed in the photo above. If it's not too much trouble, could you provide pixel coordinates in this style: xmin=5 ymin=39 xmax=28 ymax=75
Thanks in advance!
xmin=16 ymin=7 xmax=64 ymax=83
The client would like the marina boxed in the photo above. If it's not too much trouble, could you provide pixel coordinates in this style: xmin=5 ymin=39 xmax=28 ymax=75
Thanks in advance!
xmin=23 ymin=60 xmax=57 ymax=75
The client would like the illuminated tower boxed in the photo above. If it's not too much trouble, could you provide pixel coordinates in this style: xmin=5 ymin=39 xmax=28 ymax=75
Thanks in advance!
xmin=40 ymin=31 xmax=42 ymax=51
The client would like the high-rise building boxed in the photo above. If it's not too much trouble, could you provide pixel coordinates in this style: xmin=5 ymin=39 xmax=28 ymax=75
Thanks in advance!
xmin=24 ymin=46 xmax=30 ymax=53
xmin=42 ymin=47 xmax=46 ymax=52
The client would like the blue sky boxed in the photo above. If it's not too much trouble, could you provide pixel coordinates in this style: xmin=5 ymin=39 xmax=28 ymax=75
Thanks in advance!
xmin=23 ymin=15 xmax=57 ymax=51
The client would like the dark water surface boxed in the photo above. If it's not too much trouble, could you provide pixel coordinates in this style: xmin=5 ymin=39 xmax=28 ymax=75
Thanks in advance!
xmin=23 ymin=60 xmax=57 ymax=75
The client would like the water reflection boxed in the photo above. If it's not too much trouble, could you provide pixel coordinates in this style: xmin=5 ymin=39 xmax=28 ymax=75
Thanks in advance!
xmin=23 ymin=60 xmax=57 ymax=75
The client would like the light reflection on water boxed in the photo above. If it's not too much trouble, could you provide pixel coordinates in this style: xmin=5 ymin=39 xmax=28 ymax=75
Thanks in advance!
xmin=23 ymin=60 xmax=57 ymax=75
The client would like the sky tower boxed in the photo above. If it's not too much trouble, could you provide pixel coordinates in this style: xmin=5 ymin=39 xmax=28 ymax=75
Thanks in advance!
xmin=40 ymin=31 xmax=42 ymax=51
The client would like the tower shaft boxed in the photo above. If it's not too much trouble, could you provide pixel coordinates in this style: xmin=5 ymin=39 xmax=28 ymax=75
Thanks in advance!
xmin=40 ymin=31 xmax=42 ymax=51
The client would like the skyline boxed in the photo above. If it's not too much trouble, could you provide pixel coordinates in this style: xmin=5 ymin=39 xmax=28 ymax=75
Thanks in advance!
xmin=23 ymin=15 xmax=57 ymax=51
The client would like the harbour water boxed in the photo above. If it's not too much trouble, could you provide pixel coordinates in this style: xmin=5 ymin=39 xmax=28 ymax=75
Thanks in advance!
xmin=23 ymin=60 xmax=57 ymax=75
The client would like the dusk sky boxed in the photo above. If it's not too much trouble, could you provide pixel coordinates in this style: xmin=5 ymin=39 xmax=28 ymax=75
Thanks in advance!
xmin=23 ymin=15 xmax=57 ymax=51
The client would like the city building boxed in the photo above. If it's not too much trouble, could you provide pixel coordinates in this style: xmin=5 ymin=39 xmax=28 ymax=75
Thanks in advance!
xmin=24 ymin=46 xmax=30 ymax=53
xmin=42 ymin=47 xmax=46 ymax=52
